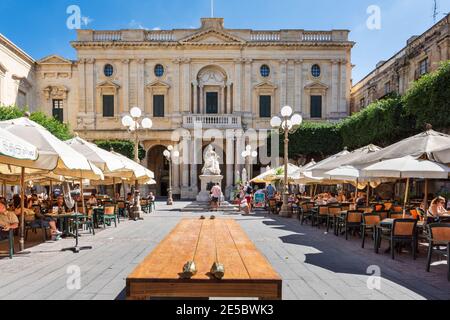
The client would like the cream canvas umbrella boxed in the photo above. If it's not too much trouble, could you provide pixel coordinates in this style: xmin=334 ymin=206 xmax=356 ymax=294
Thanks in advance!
xmin=109 ymin=150 xmax=154 ymax=182
xmin=0 ymin=117 xmax=103 ymax=250
xmin=308 ymin=148 xmax=351 ymax=176
xmin=362 ymin=156 xmax=450 ymax=211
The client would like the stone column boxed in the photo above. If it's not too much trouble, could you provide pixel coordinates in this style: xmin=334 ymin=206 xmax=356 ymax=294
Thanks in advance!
xmin=294 ymin=59 xmax=303 ymax=113
xmin=172 ymin=150 xmax=180 ymax=196
xmin=226 ymin=130 xmax=235 ymax=191
xmin=181 ymin=138 xmax=190 ymax=189
xmin=192 ymin=80 xmax=198 ymax=114
xmin=85 ymin=58 xmax=95 ymax=114
xmin=221 ymin=85 xmax=225 ymax=114
xmin=226 ymin=82 xmax=232 ymax=114
xmin=190 ymin=136 xmax=199 ymax=194
xmin=339 ymin=59 xmax=348 ymax=115
xmin=137 ymin=59 xmax=145 ymax=110
xmin=121 ymin=59 xmax=130 ymax=113
xmin=199 ymin=85 xmax=204 ymax=114
xmin=233 ymin=59 xmax=243 ymax=112
xmin=78 ymin=59 xmax=87 ymax=113
xmin=244 ymin=59 xmax=253 ymax=113
xmin=234 ymin=129 xmax=244 ymax=181
xmin=182 ymin=58 xmax=191 ymax=113
xmin=331 ymin=59 xmax=339 ymax=114
xmin=172 ymin=59 xmax=181 ymax=114
xmin=279 ymin=59 xmax=288 ymax=108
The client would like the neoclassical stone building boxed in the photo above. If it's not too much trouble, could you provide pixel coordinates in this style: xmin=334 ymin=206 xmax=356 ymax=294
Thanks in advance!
xmin=5 ymin=18 xmax=355 ymax=199
xmin=351 ymin=14 xmax=450 ymax=113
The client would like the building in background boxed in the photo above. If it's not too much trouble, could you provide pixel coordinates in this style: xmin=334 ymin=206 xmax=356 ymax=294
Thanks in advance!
xmin=351 ymin=14 xmax=450 ymax=113
xmin=0 ymin=33 xmax=35 ymax=110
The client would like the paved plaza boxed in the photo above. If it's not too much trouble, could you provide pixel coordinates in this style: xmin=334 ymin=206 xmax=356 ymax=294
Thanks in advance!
xmin=0 ymin=202 xmax=449 ymax=300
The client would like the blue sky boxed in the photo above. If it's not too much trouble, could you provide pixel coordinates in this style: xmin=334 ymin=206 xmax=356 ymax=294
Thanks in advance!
xmin=0 ymin=0 xmax=449 ymax=82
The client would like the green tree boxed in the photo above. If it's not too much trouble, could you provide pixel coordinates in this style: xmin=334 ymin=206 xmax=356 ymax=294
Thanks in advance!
xmin=95 ymin=140 xmax=146 ymax=161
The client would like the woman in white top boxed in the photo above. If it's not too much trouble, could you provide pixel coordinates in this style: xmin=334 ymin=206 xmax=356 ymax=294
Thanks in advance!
xmin=427 ymin=196 xmax=448 ymax=223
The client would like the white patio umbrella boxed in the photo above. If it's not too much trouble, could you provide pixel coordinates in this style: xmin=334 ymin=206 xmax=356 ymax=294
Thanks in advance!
xmin=362 ymin=156 xmax=450 ymax=211
xmin=110 ymin=150 xmax=154 ymax=182
xmin=308 ymin=148 xmax=351 ymax=176
xmin=0 ymin=117 xmax=103 ymax=251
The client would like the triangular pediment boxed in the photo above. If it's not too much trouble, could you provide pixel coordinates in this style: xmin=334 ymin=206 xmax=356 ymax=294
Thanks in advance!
xmin=304 ymin=81 xmax=329 ymax=90
xmin=254 ymin=81 xmax=277 ymax=89
xmin=38 ymin=55 xmax=73 ymax=65
xmin=96 ymin=80 xmax=121 ymax=88
xmin=180 ymin=29 xmax=246 ymax=44
xmin=145 ymin=80 xmax=171 ymax=89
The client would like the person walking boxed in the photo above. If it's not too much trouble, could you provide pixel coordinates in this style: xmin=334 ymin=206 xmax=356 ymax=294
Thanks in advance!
xmin=210 ymin=183 xmax=222 ymax=212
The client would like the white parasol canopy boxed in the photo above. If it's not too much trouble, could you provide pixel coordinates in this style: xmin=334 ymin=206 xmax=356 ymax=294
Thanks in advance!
xmin=109 ymin=150 xmax=154 ymax=182
xmin=0 ymin=128 xmax=38 ymax=162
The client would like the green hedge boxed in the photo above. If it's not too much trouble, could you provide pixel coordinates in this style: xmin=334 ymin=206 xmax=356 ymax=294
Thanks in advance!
xmin=95 ymin=140 xmax=146 ymax=161
xmin=286 ymin=60 xmax=450 ymax=159
xmin=0 ymin=105 xmax=73 ymax=140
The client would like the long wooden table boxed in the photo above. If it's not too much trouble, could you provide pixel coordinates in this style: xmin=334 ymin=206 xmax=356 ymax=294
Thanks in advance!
xmin=126 ymin=218 xmax=282 ymax=300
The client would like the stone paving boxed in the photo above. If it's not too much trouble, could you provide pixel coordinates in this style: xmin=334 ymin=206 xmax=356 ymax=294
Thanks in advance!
xmin=0 ymin=201 xmax=449 ymax=300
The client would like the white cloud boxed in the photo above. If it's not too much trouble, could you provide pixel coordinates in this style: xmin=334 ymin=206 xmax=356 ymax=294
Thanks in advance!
xmin=128 ymin=19 xmax=149 ymax=30
xmin=152 ymin=27 xmax=161 ymax=31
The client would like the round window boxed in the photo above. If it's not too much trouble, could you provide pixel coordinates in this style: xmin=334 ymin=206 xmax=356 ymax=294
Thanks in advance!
xmin=311 ymin=64 xmax=321 ymax=78
xmin=260 ymin=65 xmax=270 ymax=77
xmin=104 ymin=64 xmax=114 ymax=77
xmin=154 ymin=64 xmax=165 ymax=77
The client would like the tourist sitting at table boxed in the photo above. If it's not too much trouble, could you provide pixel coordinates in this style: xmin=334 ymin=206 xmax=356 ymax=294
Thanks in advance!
xmin=13 ymin=195 xmax=62 ymax=236
xmin=53 ymin=196 xmax=69 ymax=214
xmin=0 ymin=198 xmax=18 ymax=239
xmin=315 ymin=195 xmax=327 ymax=206
xmin=26 ymin=194 xmax=40 ymax=209
xmin=427 ymin=196 xmax=448 ymax=223
xmin=147 ymin=192 xmax=155 ymax=202
xmin=327 ymin=193 xmax=339 ymax=205
xmin=337 ymin=191 xmax=346 ymax=203
xmin=87 ymin=193 xmax=98 ymax=206
xmin=355 ymin=192 xmax=366 ymax=206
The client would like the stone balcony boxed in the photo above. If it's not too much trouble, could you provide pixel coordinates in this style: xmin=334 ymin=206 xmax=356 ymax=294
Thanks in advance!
xmin=182 ymin=114 xmax=242 ymax=129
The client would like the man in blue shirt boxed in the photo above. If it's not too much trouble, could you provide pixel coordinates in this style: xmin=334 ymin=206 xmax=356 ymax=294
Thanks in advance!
xmin=266 ymin=184 xmax=276 ymax=199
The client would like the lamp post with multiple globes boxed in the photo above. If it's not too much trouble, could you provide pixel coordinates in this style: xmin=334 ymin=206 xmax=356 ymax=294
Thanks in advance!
xmin=121 ymin=107 xmax=153 ymax=219
xmin=241 ymin=145 xmax=258 ymax=183
xmin=270 ymin=106 xmax=303 ymax=217
xmin=163 ymin=146 xmax=180 ymax=205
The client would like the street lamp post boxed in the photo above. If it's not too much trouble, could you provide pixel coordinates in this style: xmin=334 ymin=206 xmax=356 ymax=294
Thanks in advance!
xmin=241 ymin=145 xmax=258 ymax=182
xmin=163 ymin=146 xmax=180 ymax=205
xmin=270 ymin=106 xmax=303 ymax=218
xmin=121 ymin=107 xmax=153 ymax=220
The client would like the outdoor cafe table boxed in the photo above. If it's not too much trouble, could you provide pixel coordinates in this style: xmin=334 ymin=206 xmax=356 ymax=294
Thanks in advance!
xmin=44 ymin=213 xmax=84 ymax=238
xmin=126 ymin=218 xmax=282 ymax=300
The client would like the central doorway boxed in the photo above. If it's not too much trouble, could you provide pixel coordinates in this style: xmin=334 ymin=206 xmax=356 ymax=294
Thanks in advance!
xmin=206 ymin=92 xmax=218 ymax=114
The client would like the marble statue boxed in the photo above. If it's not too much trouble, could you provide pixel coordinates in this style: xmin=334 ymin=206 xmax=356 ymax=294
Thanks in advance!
xmin=202 ymin=145 xmax=221 ymax=176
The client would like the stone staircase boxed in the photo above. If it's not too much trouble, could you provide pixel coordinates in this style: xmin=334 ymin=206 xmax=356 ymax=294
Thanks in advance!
xmin=181 ymin=201 xmax=239 ymax=213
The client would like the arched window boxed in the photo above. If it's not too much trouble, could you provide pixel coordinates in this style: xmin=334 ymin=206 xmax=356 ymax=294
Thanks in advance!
xmin=154 ymin=64 xmax=165 ymax=77
xmin=260 ymin=65 xmax=270 ymax=77
xmin=311 ymin=64 xmax=321 ymax=78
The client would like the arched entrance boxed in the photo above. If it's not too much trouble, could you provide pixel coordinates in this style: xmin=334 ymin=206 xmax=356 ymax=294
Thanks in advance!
xmin=147 ymin=145 xmax=169 ymax=197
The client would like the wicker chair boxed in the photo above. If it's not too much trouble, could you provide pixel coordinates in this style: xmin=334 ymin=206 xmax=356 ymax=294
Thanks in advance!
xmin=100 ymin=205 xmax=118 ymax=228
xmin=327 ymin=206 xmax=342 ymax=234
xmin=341 ymin=210 xmax=363 ymax=240
xmin=376 ymin=219 xmax=417 ymax=260
xmin=268 ymin=199 xmax=277 ymax=215
xmin=315 ymin=206 xmax=329 ymax=229
xmin=373 ymin=204 xmax=385 ymax=212
xmin=426 ymin=223 xmax=450 ymax=281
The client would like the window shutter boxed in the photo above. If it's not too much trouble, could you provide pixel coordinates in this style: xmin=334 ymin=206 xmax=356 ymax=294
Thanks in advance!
xmin=103 ymin=95 xmax=114 ymax=117
xmin=259 ymin=95 xmax=271 ymax=118
xmin=153 ymin=95 xmax=165 ymax=117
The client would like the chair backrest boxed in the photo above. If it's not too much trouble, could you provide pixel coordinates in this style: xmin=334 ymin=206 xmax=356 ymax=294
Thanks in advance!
xmin=340 ymin=205 xmax=350 ymax=212
xmin=363 ymin=212 xmax=381 ymax=226
xmin=389 ymin=212 xmax=404 ymax=219
xmin=373 ymin=204 xmax=385 ymax=212
xmin=328 ymin=206 xmax=341 ymax=217
xmin=358 ymin=207 xmax=373 ymax=214
xmin=104 ymin=206 xmax=116 ymax=215
xmin=117 ymin=201 xmax=125 ymax=209
xmin=374 ymin=211 xmax=389 ymax=221
xmin=140 ymin=199 xmax=148 ymax=205
xmin=392 ymin=219 xmax=417 ymax=237
xmin=409 ymin=208 xmax=420 ymax=220
xmin=301 ymin=204 xmax=309 ymax=212
xmin=392 ymin=206 xmax=403 ymax=213
xmin=346 ymin=210 xmax=362 ymax=223
xmin=427 ymin=223 xmax=450 ymax=243
xmin=383 ymin=202 xmax=393 ymax=211
xmin=318 ymin=206 xmax=329 ymax=216
xmin=269 ymin=199 xmax=277 ymax=208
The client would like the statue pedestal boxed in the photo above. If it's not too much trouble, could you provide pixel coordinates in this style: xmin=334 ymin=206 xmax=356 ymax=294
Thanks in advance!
xmin=196 ymin=175 xmax=223 ymax=202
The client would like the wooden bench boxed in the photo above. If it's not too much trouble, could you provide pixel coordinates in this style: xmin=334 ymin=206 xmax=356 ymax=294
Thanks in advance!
xmin=126 ymin=218 xmax=282 ymax=300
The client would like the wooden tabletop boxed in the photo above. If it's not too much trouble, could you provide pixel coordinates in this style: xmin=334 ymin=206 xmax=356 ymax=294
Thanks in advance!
xmin=126 ymin=218 xmax=282 ymax=300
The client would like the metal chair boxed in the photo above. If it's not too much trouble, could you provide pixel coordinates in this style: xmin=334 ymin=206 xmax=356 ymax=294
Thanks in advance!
xmin=361 ymin=212 xmax=381 ymax=248
xmin=426 ymin=223 xmax=450 ymax=281
xmin=376 ymin=218 xmax=417 ymax=260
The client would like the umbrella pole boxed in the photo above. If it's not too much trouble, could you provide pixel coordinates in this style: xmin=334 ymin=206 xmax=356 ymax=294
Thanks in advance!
xmin=49 ymin=180 xmax=53 ymax=203
xmin=355 ymin=178 xmax=358 ymax=204
xmin=19 ymin=167 xmax=25 ymax=252
xmin=112 ymin=178 xmax=116 ymax=203
xmin=80 ymin=180 xmax=85 ymax=215
xmin=366 ymin=183 xmax=370 ymax=206
xmin=423 ymin=179 xmax=429 ymax=212
xmin=403 ymin=178 xmax=410 ymax=218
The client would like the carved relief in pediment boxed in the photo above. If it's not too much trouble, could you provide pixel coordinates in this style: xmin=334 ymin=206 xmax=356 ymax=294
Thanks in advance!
xmin=43 ymin=85 xmax=69 ymax=100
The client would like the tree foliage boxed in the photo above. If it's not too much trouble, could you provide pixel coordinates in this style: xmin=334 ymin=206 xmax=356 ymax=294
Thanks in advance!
xmin=0 ymin=105 xmax=73 ymax=140
xmin=95 ymin=140 xmax=146 ymax=161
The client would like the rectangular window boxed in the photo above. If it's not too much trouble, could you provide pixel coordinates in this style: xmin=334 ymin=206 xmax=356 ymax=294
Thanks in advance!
xmin=153 ymin=95 xmax=165 ymax=117
xmin=419 ymin=58 xmax=428 ymax=76
xmin=259 ymin=95 xmax=271 ymax=118
xmin=206 ymin=92 xmax=218 ymax=114
xmin=310 ymin=95 xmax=322 ymax=118
xmin=360 ymin=98 xmax=365 ymax=109
xmin=102 ymin=95 xmax=114 ymax=117
xmin=384 ymin=81 xmax=391 ymax=95
xmin=52 ymin=99 xmax=64 ymax=122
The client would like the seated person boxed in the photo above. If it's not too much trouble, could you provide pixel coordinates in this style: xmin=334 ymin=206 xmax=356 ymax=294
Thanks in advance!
xmin=348 ymin=192 xmax=356 ymax=203
xmin=355 ymin=192 xmax=366 ymax=207
xmin=337 ymin=191 xmax=347 ymax=203
xmin=126 ymin=193 xmax=133 ymax=203
xmin=147 ymin=192 xmax=155 ymax=202
xmin=87 ymin=193 xmax=98 ymax=206
xmin=0 ymin=198 xmax=19 ymax=239
xmin=327 ymin=193 xmax=339 ymax=205
xmin=14 ymin=195 xmax=62 ymax=236
xmin=427 ymin=196 xmax=448 ymax=223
